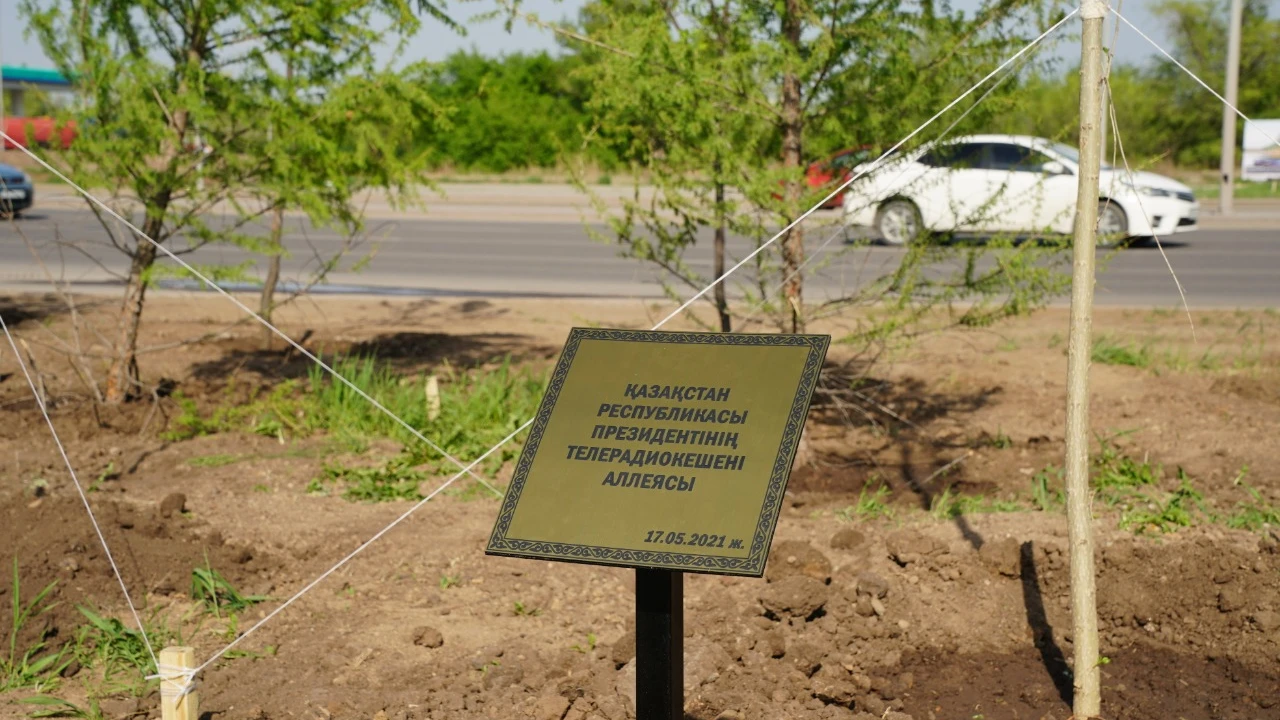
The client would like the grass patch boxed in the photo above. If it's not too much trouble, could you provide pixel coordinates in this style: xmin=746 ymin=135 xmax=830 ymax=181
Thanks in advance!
xmin=72 ymin=607 xmax=173 ymax=696
xmin=191 ymin=562 xmax=265 ymax=616
xmin=1031 ymin=465 xmax=1065 ymax=511
xmin=1092 ymin=336 xmax=1152 ymax=368
xmin=3 ymin=559 xmax=68 ymax=693
xmin=929 ymin=488 xmax=1022 ymax=520
xmin=187 ymin=453 xmax=243 ymax=468
xmin=837 ymin=481 xmax=894 ymax=521
xmin=1119 ymin=473 xmax=1206 ymax=534
xmin=165 ymin=356 xmax=547 ymax=495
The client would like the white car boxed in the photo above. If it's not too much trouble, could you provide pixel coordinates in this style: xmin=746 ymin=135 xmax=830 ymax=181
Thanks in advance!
xmin=842 ymin=134 xmax=1199 ymax=245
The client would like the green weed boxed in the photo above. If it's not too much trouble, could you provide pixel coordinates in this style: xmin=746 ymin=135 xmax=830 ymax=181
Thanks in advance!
xmin=1223 ymin=470 xmax=1280 ymax=531
xmin=837 ymin=482 xmax=894 ymax=521
xmin=21 ymin=696 xmax=102 ymax=719
xmin=512 ymin=601 xmax=541 ymax=617
xmin=314 ymin=458 xmax=426 ymax=502
xmin=930 ymin=488 xmax=1022 ymax=520
xmin=1093 ymin=437 xmax=1159 ymax=504
xmin=187 ymin=454 xmax=242 ymax=468
xmin=72 ymin=607 xmax=170 ymax=694
xmin=191 ymin=562 xmax=265 ymax=616
xmin=571 ymin=633 xmax=598 ymax=654
xmin=439 ymin=575 xmax=460 ymax=590
xmin=988 ymin=429 xmax=1013 ymax=450
xmin=1031 ymin=465 xmax=1065 ymax=511
xmin=3 ymin=559 xmax=69 ymax=692
xmin=1120 ymin=472 xmax=1205 ymax=534
xmin=1092 ymin=336 xmax=1152 ymax=369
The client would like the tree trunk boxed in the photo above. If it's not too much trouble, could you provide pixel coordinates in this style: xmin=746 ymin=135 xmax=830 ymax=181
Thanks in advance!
xmin=259 ymin=204 xmax=285 ymax=349
xmin=104 ymin=230 xmax=159 ymax=403
xmin=713 ymin=178 xmax=731 ymax=333
xmin=779 ymin=0 xmax=805 ymax=334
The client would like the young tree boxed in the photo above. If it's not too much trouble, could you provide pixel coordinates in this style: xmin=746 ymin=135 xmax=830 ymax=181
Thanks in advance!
xmin=23 ymin=0 xmax=446 ymax=400
xmin=539 ymin=0 xmax=1072 ymax=336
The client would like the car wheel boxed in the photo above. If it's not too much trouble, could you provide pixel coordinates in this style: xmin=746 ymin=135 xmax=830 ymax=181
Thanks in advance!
xmin=1096 ymin=200 xmax=1128 ymax=246
xmin=875 ymin=199 xmax=922 ymax=246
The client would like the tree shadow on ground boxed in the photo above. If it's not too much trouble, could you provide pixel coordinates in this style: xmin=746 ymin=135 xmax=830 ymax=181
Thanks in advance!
xmin=1020 ymin=540 xmax=1074 ymax=706
xmin=798 ymin=361 xmax=1003 ymax=549
xmin=0 ymin=293 xmax=74 ymax=326
xmin=187 ymin=331 xmax=558 ymax=382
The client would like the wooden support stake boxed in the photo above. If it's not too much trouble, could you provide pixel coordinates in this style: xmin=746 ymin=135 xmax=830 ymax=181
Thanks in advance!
xmin=1066 ymin=0 xmax=1107 ymax=717
xmin=159 ymin=646 xmax=198 ymax=720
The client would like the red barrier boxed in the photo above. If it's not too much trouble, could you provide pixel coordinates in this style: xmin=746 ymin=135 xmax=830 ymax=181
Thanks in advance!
xmin=2 ymin=117 xmax=77 ymax=149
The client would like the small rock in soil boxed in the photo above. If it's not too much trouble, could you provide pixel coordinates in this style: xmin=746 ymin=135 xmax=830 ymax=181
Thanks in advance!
xmin=788 ymin=640 xmax=824 ymax=677
xmin=759 ymin=576 xmax=829 ymax=619
xmin=158 ymin=492 xmax=187 ymax=518
xmin=610 ymin=630 xmax=636 ymax=666
xmin=829 ymin=528 xmax=866 ymax=551
xmin=885 ymin=530 xmax=945 ymax=567
xmin=978 ymin=537 xmax=1022 ymax=578
xmin=411 ymin=626 xmax=445 ymax=648
xmin=98 ymin=697 xmax=138 ymax=719
xmin=531 ymin=695 xmax=570 ymax=720
xmin=766 ymin=540 xmax=833 ymax=584
xmin=1251 ymin=610 xmax=1279 ymax=632
xmin=615 ymin=659 xmax=637 ymax=713
xmin=684 ymin=639 xmax=733 ymax=694
xmin=1218 ymin=586 xmax=1246 ymax=613
xmin=855 ymin=571 xmax=890 ymax=599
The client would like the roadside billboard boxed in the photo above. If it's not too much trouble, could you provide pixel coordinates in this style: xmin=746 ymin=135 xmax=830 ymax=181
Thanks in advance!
xmin=1242 ymin=119 xmax=1280 ymax=181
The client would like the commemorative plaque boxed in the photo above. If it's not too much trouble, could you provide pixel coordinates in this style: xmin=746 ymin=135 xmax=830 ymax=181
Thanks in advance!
xmin=486 ymin=328 xmax=829 ymax=573
xmin=486 ymin=328 xmax=828 ymax=719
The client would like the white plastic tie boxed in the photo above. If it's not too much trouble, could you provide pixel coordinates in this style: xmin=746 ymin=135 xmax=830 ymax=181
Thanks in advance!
xmin=1082 ymin=0 xmax=1108 ymax=20
xmin=147 ymin=665 xmax=199 ymax=699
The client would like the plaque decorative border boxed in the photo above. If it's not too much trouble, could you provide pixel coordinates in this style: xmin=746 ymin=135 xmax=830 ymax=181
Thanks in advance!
xmin=485 ymin=328 xmax=830 ymax=577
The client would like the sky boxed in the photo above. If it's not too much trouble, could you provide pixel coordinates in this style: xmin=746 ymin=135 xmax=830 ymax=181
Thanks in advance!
xmin=1 ymin=0 xmax=1193 ymax=72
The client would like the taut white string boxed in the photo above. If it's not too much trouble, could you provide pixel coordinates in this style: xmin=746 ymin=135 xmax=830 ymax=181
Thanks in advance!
xmin=146 ymin=664 xmax=198 ymax=698
xmin=1112 ymin=8 xmax=1280 ymax=149
xmin=0 ymin=131 xmax=499 ymax=499
xmin=185 ymin=11 xmax=1078 ymax=674
xmin=0 ymin=312 xmax=158 ymax=668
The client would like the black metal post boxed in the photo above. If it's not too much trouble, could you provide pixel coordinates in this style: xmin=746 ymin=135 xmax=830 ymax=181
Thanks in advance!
xmin=635 ymin=568 xmax=683 ymax=720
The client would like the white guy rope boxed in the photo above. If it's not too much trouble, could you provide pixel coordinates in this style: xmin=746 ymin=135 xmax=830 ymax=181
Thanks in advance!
xmin=1106 ymin=98 xmax=1196 ymax=338
xmin=0 ymin=131 xmax=500 ymax=499
xmin=147 ymin=664 xmax=199 ymax=699
xmin=0 ymin=312 xmax=158 ymax=668
xmin=1112 ymin=8 xmax=1280 ymax=149
xmin=183 ymin=11 xmax=1079 ymax=675
xmin=650 ymin=9 xmax=1081 ymax=330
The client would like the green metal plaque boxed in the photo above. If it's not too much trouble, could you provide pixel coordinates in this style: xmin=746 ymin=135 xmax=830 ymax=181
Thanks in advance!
xmin=486 ymin=328 xmax=829 ymax=577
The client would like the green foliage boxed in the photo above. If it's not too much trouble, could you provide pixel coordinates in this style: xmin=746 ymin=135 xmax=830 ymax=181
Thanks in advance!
xmin=1120 ymin=472 xmax=1206 ymax=534
xmin=187 ymin=454 xmax=242 ymax=468
xmin=571 ymin=633 xmax=598 ymax=654
xmin=438 ymin=575 xmax=460 ymax=590
xmin=72 ymin=607 xmax=169 ymax=693
xmin=1092 ymin=336 xmax=1153 ymax=368
xmin=1031 ymin=465 xmax=1065 ymax=511
xmin=21 ymin=696 xmax=103 ymax=720
xmin=838 ymin=482 xmax=894 ymax=521
xmin=312 ymin=458 xmax=426 ymax=503
xmin=1224 ymin=468 xmax=1280 ymax=531
xmin=930 ymin=488 xmax=1023 ymax=520
xmin=422 ymin=51 xmax=616 ymax=172
xmin=191 ymin=563 xmax=265 ymax=616
xmin=512 ymin=601 xmax=541 ymax=617
xmin=3 ymin=560 xmax=68 ymax=693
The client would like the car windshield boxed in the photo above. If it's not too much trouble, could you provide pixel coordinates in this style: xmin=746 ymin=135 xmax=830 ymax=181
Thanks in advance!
xmin=1049 ymin=142 xmax=1113 ymax=170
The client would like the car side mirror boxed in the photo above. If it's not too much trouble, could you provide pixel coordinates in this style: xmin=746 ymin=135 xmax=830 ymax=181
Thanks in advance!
xmin=1042 ymin=160 xmax=1069 ymax=175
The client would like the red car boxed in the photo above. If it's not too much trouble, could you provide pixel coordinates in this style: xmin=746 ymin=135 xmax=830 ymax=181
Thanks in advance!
xmin=805 ymin=146 xmax=877 ymax=209
xmin=2 ymin=117 xmax=77 ymax=150
xmin=773 ymin=146 xmax=877 ymax=209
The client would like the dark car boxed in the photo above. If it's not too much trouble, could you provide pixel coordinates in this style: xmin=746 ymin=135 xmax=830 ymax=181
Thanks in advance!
xmin=0 ymin=163 xmax=35 ymax=216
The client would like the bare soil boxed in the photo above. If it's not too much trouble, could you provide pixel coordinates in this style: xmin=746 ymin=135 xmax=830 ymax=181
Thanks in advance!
xmin=2 ymin=293 xmax=1279 ymax=720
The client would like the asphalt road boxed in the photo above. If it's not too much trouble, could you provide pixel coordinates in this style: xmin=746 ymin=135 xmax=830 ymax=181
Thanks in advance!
xmin=1 ymin=207 xmax=1277 ymax=308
